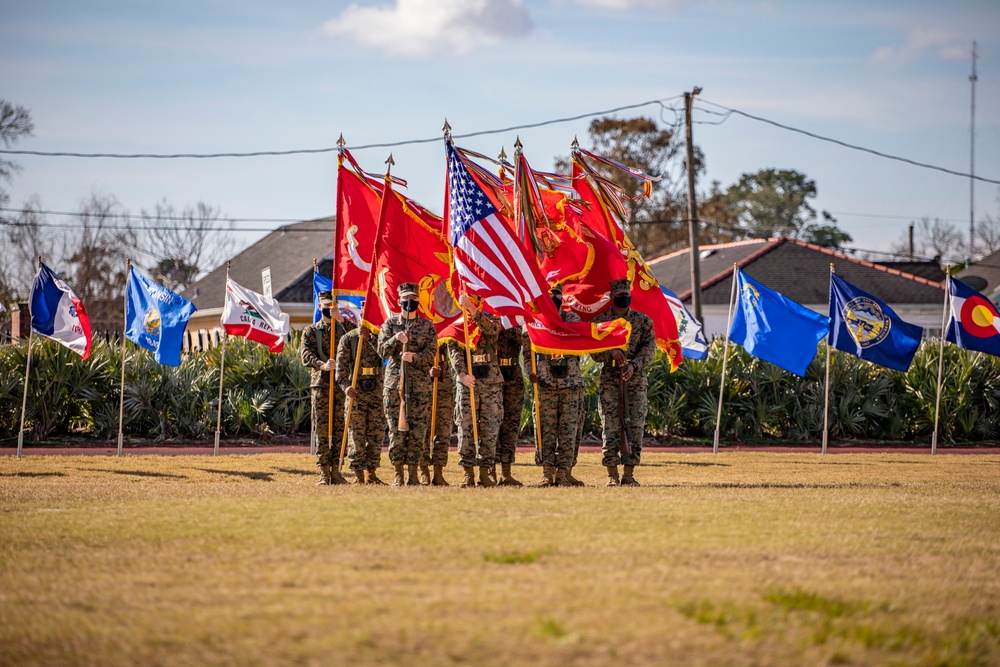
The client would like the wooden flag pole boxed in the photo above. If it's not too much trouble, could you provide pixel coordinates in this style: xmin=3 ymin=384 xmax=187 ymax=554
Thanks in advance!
xmin=339 ymin=327 xmax=366 ymax=472
xmin=310 ymin=258 xmax=318 ymax=457
xmin=822 ymin=263 xmax=834 ymax=455
xmin=712 ymin=265 xmax=738 ymax=455
xmin=462 ymin=297 xmax=481 ymax=450
xmin=17 ymin=257 xmax=42 ymax=459
xmin=329 ymin=137 xmax=347 ymax=466
xmin=931 ymin=268 xmax=951 ymax=455
xmin=214 ymin=261 xmax=231 ymax=456
xmin=429 ymin=348 xmax=441 ymax=460
xmin=117 ymin=259 xmax=131 ymax=457
xmin=530 ymin=348 xmax=543 ymax=454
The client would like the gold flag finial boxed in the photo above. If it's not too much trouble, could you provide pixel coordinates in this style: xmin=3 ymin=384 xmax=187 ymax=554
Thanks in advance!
xmin=514 ymin=136 xmax=523 ymax=152
xmin=442 ymin=119 xmax=452 ymax=137
xmin=337 ymin=133 xmax=346 ymax=150
xmin=571 ymin=135 xmax=579 ymax=150
xmin=385 ymin=153 xmax=395 ymax=175
xmin=498 ymin=146 xmax=507 ymax=161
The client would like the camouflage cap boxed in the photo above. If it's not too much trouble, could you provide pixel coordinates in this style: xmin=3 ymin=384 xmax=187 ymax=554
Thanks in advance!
xmin=398 ymin=282 xmax=419 ymax=298
xmin=609 ymin=279 xmax=631 ymax=297
xmin=549 ymin=283 xmax=563 ymax=297
xmin=317 ymin=290 xmax=334 ymax=305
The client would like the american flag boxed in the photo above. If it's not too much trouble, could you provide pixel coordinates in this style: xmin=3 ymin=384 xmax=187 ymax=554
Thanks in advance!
xmin=446 ymin=140 xmax=545 ymax=317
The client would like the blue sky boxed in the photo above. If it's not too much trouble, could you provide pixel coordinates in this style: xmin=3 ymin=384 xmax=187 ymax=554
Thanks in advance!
xmin=2 ymin=0 xmax=998 ymax=261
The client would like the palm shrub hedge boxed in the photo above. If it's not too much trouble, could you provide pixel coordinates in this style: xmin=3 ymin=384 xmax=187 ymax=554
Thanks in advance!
xmin=2 ymin=335 xmax=998 ymax=444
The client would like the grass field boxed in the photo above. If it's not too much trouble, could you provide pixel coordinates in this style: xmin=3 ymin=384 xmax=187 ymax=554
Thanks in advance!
xmin=2 ymin=451 xmax=999 ymax=667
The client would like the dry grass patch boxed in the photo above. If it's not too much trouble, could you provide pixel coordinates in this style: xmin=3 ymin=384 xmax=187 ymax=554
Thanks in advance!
xmin=1 ymin=451 xmax=999 ymax=666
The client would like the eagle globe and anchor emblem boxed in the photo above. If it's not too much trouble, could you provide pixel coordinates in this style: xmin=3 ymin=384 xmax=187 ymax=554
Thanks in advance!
xmin=843 ymin=297 xmax=891 ymax=348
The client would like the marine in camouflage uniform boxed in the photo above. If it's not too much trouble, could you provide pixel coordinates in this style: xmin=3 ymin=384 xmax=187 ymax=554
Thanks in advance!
xmin=447 ymin=295 xmax=504 ymax=488
xmin=421 ymin=349 xmax=454 ymax=486
xmin=591 ymin=279 xmax=656 ymax=487
xmin=300 ymin=291 xmax=356 ymax=485
xmin=495 ymin=325 xmax=525 ymax=487
xmin=336 ymin=325 xmax=386 ymax=485
xmin=378 ymin=282 xmax=438 ymax=487
xmin=523 ymin=284 xmax=585 ymax=487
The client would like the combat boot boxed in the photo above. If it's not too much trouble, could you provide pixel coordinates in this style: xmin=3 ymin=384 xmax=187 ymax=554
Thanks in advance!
xmin=418 ymin=464 xmax=431 ymax=486
xmin=350 ymin=469 xmax=365 ymax=485
xmin=565 ymin=467 xmax=586 ymax=487
xmin=328 ymin=466 xmax=349 ymax=485
xmin=606 ymin=465 xmax=621 ymax=487
xmin=432 ymin=465 xmax=450 ymax=486
xmin=621 ymin=465 xmax=640 ymax=487
xmin=406 ymin=464 xmax=420 ymax=486
xmin=537 ymin=465 xmax=557 ymax=487
xmin=479 ymin=465 xmax=497 ymax=488
xmin=497 ymin=462 xmax=523 ymax=487
xmin=460 ymin=466 xmax=476 ymax=488
xmin=392 ymin=464 xmax=406 ymax=487
xmin=316 ymin=465 xmax=333 ymax=486
xmin=554 ymin=468 xmax=571 ymax=487
xmin=366 ymin=468 xmax=387 ymax=485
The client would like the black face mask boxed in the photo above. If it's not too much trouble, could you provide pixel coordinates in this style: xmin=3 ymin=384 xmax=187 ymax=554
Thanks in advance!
xmin=613 ymin=295 xmax=631 ymax=309
xmin=400 ymin=299 xmax=419 ymax=313
xmin=320 ymin=307 xmax=332 ymax=319
xmin=552 ymin=296 xmax=563 ymax=310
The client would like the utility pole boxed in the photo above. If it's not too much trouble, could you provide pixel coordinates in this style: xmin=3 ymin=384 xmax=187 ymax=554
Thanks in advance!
xmin=684 ymin=87 xmax=703 ymax=321
xmin=969 ymin=40 xmax=978 ymax=258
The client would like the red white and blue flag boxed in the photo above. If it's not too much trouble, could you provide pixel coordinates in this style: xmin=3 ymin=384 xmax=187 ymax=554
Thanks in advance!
xmin=946 ymin=277 xmax=1000 ymax=357
xmin=29 ymin=262 xmax=93 ymax=359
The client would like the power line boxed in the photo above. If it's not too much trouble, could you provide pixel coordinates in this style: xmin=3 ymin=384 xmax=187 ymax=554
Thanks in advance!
xmin=0 ymin=96 xmax=684 ymax=160
xmin=696 ymin=99 xmax=1000 ymax=186
xmin=0 ymin=206 xmax=311 ymax=225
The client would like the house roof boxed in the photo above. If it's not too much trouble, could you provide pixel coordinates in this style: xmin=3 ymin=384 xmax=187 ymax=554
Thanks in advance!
xmin=955 ymin=248 xmax=1000 ymax=297
xmin=183 ymin=217 xmax=334 ymax=310
xmin=647 ymin=238 xmax=945 ymax=306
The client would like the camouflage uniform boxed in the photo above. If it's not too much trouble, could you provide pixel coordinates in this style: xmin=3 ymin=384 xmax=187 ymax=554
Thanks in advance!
xmin=591 ymin=285 xmax=656 ymax=474
xmin=448 ymin=308 xmax=504 ymax=485
xmin=378 ymin=312 xmax=438 ymax=469
xmin=496 ymin=327 xmax=524 ymax=466
xmin=335 ymin=328 xmax=385 ymax=477
xmin=301 ymin=316 xmax=355 ymax=475
xmin=423 ymin=349 xmax=454 ymax=468
xmin=523 ymin=309 xmax=585 ymax=483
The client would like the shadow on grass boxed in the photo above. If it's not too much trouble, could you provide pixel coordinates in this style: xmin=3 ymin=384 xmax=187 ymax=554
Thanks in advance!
xmin=646 ymin=481 xmax=903 ymax=490
xmin=84 ymin=468 xmax=188 ymax=479
xmin=197 ymin=468 xmax=274 ymax=482
xmin=274 ymin=467 xmax=316 ymax=477
xmin=643 ymin=461 xmax=731 ymax=468
xmin=1 ymin=471 xmax=67 ymax=477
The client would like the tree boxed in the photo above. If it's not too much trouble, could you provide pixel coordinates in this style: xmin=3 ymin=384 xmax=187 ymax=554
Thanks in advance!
xmin=0 ymin=199 xmax=59 ymax=307
xmin=556 ymin=116 xmax=703 ymax=258
xmin=127 ymin=200 xmax=236 ymax=292
xmin=721 ymin=168 xmax=851 ymax=249
xmin=0 ymin=99 xmax=34 ymax=214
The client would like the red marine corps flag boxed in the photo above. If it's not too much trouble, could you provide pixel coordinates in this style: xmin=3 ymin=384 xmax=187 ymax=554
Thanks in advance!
xmin=335 ymin=148 xmax=389 ymax=296
xmin=446 ymin=137 xmax=630 ymax=355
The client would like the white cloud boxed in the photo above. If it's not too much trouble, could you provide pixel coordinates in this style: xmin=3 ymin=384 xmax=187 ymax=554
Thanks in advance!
xmin=869 ymin=28 xmax=967 ymax=67
xmin=560 ymin=0 xmax=685 ymax=8
xmin=321 ymin=0 xmax=533 ymax=57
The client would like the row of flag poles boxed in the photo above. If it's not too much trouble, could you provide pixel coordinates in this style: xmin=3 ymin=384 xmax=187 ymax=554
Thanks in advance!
xmin=712 ymin=264 xmax=1000 ymax=454
xmin=11 ymin=131 xmax=998 ymax=457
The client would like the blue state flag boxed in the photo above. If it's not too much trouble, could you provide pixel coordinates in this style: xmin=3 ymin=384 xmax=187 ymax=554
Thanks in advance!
xmin=730 ymin=269 xmax=830 ymax=377
xmin=312 ymin=271 xmax=364 ymax=325
xmin=946 ymin=277 xmax=1000 ymax=357
xmin=828 ymin=273 xmax=922 ymax=372
xmin=124 ymin=267 xmax=196 ymax=366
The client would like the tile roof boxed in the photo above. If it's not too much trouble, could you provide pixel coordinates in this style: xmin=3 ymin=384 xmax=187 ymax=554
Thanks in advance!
xmin=647 ymin=238 xmax=945 ymax=306
xmin=182 ymin=217 xmax=334 ymax=310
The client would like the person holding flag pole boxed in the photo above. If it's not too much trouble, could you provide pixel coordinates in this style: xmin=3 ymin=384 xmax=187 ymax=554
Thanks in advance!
xmin=19 ymin=258 xmax=93 ymax=458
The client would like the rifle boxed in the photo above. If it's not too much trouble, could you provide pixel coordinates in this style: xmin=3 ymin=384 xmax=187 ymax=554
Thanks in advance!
xmin=618 ymin=368 xmax=631 ymax=458
xmin=397 ymin=318 xmax=410 ymax=432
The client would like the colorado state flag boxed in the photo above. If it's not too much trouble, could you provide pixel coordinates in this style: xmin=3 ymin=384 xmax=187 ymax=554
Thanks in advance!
xmin=730 ymin=270 xmax=830 ymax=376
xmin=946 ymin=278 xmax=1000 ymax=357
xmin=828 ymin=273 xmax=923 ymax=372
xmin=124 ymin=267 xmax=197 ymax=366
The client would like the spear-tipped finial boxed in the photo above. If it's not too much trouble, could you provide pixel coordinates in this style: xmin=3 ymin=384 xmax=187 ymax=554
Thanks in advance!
xmin=442 ymin=119 xmax=452 ymax=137
xmin=385 ymin=153 xmax=395 ymax=175
xmin=337 ymin=133 xmax=345 ymax=148
xmin=498 ymin=146 xmax=507 ymax=161
xmin=514 ymin=136 xmax=523 ymax=150
xmin=571 ymin=135 xmax=579 ymax=149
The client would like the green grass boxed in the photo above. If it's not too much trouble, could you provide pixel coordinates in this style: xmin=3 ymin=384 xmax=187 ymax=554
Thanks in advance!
xmin=1 ymin=451 xmax=999 ymax=666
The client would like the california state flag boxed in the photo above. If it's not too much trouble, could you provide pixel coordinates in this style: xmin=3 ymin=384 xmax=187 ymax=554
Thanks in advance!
xmin=221 ymin=278 xmax=290 ymax=353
